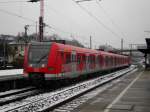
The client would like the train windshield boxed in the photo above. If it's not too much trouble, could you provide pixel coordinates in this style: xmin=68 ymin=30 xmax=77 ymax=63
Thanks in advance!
xmin=28 ymin=44 xmax=51 ymax=64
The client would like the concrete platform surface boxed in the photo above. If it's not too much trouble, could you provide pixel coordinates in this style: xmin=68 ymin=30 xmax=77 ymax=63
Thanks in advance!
xmin=72 ymin=69 xmax=150 ymax=112
xmin=0 ymin=69 xmax=24 ymax=81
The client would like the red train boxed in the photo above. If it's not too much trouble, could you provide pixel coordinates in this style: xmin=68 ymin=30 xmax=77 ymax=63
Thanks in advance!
xmin=23 ymin=42 xmax=130 ymax=82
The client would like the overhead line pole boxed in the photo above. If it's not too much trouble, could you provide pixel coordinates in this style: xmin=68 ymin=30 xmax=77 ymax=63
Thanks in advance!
xmin=28 ymin=0 xmax=44 ymax=42
xmin=90 ymin=36 xmax=92 ymax=49
xmin=121 ymin=38 xmax=123 ymax=54
xmin=39 ymin=0 xmax=44 ymax=42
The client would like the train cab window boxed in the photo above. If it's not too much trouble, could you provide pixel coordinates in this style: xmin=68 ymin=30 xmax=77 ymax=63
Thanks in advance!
xmin=28 ymin=44 xmax=51 ymax=64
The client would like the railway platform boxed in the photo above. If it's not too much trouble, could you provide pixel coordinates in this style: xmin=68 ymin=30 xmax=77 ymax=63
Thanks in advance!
xmin=72 ymin=68 xmax=150 ymax=112
xmin=0 ymin=69 xmax=23 ymax=81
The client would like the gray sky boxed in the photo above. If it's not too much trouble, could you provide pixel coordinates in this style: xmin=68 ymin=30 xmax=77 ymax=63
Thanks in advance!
xmin=0 ymin=0 xmax=150 ymax=49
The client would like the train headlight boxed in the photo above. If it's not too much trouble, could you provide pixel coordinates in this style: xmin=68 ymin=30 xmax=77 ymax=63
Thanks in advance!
xmin=30 ymin=64 xmax=33 ymax=67
xmin=42 ymin=64 xmax=46 ymax=67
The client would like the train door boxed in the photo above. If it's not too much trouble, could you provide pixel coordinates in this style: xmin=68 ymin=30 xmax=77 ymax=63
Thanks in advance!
xmin=71 ymin=51 xmax=77 ymax=77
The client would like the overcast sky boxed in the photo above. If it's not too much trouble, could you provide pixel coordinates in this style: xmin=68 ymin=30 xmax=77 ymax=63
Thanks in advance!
xmin=0 ymin=0 xmax=150 ymax=49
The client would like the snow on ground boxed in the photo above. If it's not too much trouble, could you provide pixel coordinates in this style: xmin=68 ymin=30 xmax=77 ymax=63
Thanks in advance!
xmin=0 ymin=69 xmax=23 ymax=76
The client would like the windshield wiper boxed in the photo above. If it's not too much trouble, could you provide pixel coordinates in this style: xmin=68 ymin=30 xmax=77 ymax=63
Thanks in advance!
xmin=36 ymin=53 xmax=48 ymax=64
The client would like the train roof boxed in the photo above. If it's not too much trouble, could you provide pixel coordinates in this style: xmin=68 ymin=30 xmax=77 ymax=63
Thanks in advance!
xmin=54 ymin=42 xmax=129 ymax=57
xmin=29 ymin=42 xmax=129 ymax=58
xmin=54 ymin=42 xmax=99 ymax=54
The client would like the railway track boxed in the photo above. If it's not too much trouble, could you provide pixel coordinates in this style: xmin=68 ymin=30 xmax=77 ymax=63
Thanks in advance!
xmin=0 ymin=87 xmax=35 ymax=98
xmin=0 ymin=87 xmax=43 ymax=106
xmin=0 ymin=66 xmax=136 ymax=112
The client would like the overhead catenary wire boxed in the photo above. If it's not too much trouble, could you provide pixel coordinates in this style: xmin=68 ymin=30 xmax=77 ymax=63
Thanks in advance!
xmin=43 ymin=1 xmax=89 ymax=41
xmin=72 ymin=0 xmax=121 ymax=39
xmin=0 ymin=6 xmax=87 ymax=45
xmin=95 ymin=0 xmax=126 ymax=39
xmin=0 ymin=1 xmax=27 ymax=4
xmin=45 ymin=23 xmax=89 ymax=43
xmin=44 ymin=0 xmax=103 ymax=47
xmin=0 ymin=0 xmax=51 ymax=4
xmin=44 ymin=4 xmax=81 ymax=29
xmin=0 ymin=0 xmax=107 ymax=48
xmin=0 ymin=8 xmax=36 ymax=23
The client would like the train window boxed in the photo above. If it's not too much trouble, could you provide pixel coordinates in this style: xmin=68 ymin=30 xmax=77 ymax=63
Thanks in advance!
xmin=108 ymin=56 xmax=111 ymax=66
xmin=96 ymin=55 xmax=98 ymax=63
xmin=89 ymin=55 xmax=91 ymax=64
xmin=28 ymin=45 xmax=50 ymax=63
xmin=97 ymin=55 xmax=100 ymax=62
xmin=90 ymin=55 xmax=93 ymax=64
xmin=61 ymin=52 xmax=64 ymax=58
xmin=66 ymin=53 xmax=71 ymax=64
xmin=88 ymin=55 xmax=91 ymax=63
xmin=116 ymin=57 xmax=118 ymax=65
xmin=93 ymin=55 xmax=96 ymax=64
xmin=111 ymin=57 xmax=114 ymax=66
xmin=82 ymin=55 xmax=86 ymax=63
xmin=113 ymin=57 xmax=115 ymax=66
xmin=60 ymin=52 xmax=64 ymax=63
xmin=105 ymin=56 xmax=109 ymax=66
xmin=85 ymin=56 xmax=88 ymax=63
xmin=109 ymin=57 xmax=111 ymax=66
xmin=100 ymin=55 xmax=103 ymax=65
xmin=86 ymin=56 xmax=89 ymax=63
xmin=115 ymin=57 xmax=117 ymax=65
xmin=89 ymin=55 xmax=95 ymax=64
xmin=91 ymin=56 xmax=93 ymax=64
xmin=111 ymin=57 xmax=113 ymax=66
xmin=71 ymin=54 xmax=76 ymax=62
xmin=108 ymin=56 xmax=110 ymax=66
xmin=77 ymin=54 xmax=81 ymax=64
xmin=88 ymin=56 xmax=91 ymax=63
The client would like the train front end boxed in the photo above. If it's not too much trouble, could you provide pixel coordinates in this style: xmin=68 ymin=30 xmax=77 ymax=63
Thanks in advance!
xmin=23 ymin=42 xmax=59 ymax=85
